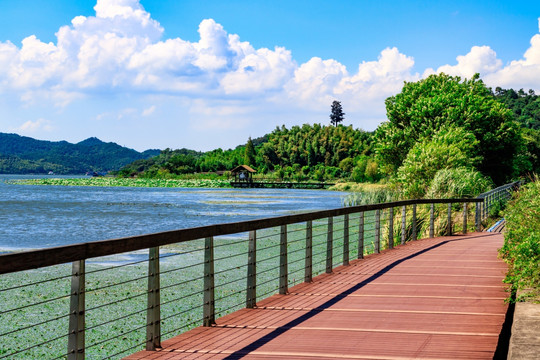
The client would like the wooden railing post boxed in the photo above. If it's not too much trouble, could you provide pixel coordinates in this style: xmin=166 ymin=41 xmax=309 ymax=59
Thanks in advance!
xmin=375 ymin=209 xmax=381 ymax=253
xmin=388 ymin=207 xmax=394 ymax=249
xmin=326 ymin=217 xmax=334 ymax=273
xmin=279 ymin=225 xmax=288 ymax=294
xmin=68 ymin=260 xmax=85 ymax=360
xmin=447 ymin=203 xmax=453 ymax=236
xmin=401 ymin=205 xmax=406 ymax=244
xmin=463 ymin=203 xmax=468 ymax=234
xmin=358 ymin=212 xmax=364 ymax=259
xmin=429 ymin=203 xmax=435 ymax=238
xmin=343 ymin=214 xmax=350 ymax=266
xmin=412 ymin=204 xmax=417 ymax=241
xmin=305 ymin=221 xmax=313 ymax=282
xmin=146 ymin=247 xmax=161 ymax=350
xmin=246 ymin=230 xmax=257 ymax=308
xmin=203 ymin=237 xmax=215 ymax=326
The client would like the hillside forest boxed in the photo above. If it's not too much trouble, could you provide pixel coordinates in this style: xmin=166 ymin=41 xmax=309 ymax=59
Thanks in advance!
xmin=117 ymin=74 xmax=540 ymax=198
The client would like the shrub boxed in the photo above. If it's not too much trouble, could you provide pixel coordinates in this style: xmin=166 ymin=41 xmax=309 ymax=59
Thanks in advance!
xmin=499 ymin=176 xmax=540 ymax=301
xmin=425 ymin=167 xmax=493 ymax=199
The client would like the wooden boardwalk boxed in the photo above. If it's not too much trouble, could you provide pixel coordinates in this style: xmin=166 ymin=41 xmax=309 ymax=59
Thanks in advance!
xmin=125 ymin=232 xmax=509 ymax=360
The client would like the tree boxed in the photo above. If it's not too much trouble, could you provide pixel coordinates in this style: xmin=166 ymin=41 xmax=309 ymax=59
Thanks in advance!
xmin=375 ymin=73 xmax=521 ymax=184
xmin=244 ymin=137 xmax=256 ymax=166
xmin=330 ymin=100 xmax=345 ymax=126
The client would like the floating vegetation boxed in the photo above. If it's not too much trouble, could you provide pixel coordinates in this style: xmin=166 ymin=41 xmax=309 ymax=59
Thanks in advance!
xmin=9 ymin=177 xmax=232 ymax=189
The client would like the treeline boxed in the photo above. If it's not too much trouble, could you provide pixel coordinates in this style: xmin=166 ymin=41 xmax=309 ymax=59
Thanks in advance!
xmin=117 ymin=125 xmax=378 ymax=182
xmin=118 ymin=74 xmax=540 ymax=196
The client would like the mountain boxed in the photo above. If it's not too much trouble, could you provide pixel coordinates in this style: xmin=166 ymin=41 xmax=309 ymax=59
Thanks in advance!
xmin=0 ymin=133 xmax=160 ymax=174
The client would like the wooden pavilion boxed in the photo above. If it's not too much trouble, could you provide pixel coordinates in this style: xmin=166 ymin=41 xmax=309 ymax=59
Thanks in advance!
xmin=230 ymin=165 xmax=257 ymax=183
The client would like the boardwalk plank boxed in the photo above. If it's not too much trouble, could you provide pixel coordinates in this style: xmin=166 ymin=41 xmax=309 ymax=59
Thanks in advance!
xmin=124 ymin=232 xmax=508 ymax=360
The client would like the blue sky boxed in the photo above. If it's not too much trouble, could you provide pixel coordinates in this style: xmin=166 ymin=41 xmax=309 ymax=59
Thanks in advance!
xmin=0 ymin=0 xmax=539 ymax=151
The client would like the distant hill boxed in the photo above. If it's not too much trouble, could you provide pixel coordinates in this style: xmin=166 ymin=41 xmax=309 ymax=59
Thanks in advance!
xmin=0 ymin=133 xmax=160 ymax=174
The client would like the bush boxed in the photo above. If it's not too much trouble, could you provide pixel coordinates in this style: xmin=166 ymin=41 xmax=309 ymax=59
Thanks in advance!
xmin=425 ymin=167 xmax=493 ymax=199
xmin=499 ymin=176 xmax=540 ymax=301
xmin=396 ymin=126 xmax=480 ymax=198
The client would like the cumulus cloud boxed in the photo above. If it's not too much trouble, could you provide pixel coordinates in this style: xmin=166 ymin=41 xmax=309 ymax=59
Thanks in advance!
xmin=0 ymin=0 xmax=417 ymax=120
xmin=427 ymin=45 xmax=502 ymax=78
xmin=3 ymin=0 xmax=539 ymax=145
xmin=427 ymin=17 xmax=540 ymax=93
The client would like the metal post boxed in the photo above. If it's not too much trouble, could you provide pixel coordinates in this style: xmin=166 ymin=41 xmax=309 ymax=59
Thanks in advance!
xmin=68 ymin=260 xmax=85 ymax=360
xmin=279 ymin=225 xmax=288 ymax=294
xmin=375 ymin=209 xmax=380 ymax=253
xmin=463 ymin=203 xmax=468 ymax=234
xmin=388 ymin=207 xmax=394 ymax=249
xmin=447 ymin=203 xmax=453 ymax=236
xmin=203 ymin=237 xmax=215 ymax=326
xmin=401 ymin=205 xmax=406 ymax=244
xmin=305 ymin=221 xmax=313 ymax=282
xmin=326 ymin=217 xmax=334 ymax=273
xmin=475 ymin=201 xmax=481 ymax=232
xmin=412 ymin=204 xmax=417 ymax=241
xmin=358 ymin=212 xmax=364 ymax=259
xmin=343 ymin=214 xmax=350 ymax=266
xmin=246 ymin=230 xmax=257 ymax=308
xmin=146 ymin=247 xmax=161 ymax=350
xmin=429 ymin=203 xmax=434 ymax=238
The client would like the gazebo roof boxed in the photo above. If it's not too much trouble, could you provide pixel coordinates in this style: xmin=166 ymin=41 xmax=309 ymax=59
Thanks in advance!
xmin=230 ymin=165 xmax=257 ymax=173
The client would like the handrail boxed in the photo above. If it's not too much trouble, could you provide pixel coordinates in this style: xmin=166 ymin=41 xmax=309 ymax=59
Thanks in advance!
xmin=0 ymin=198 xmax=481 ymax=275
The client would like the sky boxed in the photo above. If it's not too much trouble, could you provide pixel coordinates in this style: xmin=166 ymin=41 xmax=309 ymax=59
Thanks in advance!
xmin=0 ymin=0 xmax=540 ymax=152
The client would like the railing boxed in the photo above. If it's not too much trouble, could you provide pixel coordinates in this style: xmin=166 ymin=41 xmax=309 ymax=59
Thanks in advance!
xmin=477 ymin=181 xmax=521 ymax=221
xmin=0 ymin=197 xmax=486 ymax=359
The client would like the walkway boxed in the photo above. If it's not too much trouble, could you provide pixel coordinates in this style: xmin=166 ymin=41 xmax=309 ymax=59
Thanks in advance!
xmin=125 ymin=232 xmax=509 ymax=360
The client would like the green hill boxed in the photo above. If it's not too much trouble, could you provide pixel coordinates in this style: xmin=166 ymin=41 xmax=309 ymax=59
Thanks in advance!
xmin=0 ymin=133 xmax=160 ymax=174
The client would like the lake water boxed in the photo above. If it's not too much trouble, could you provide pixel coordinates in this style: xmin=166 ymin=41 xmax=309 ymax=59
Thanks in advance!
xmin=0 ymin=175 xmax=347 ymax=252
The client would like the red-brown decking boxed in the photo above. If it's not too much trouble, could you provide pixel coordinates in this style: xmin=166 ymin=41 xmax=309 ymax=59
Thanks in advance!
xmin=125 ymin=232 xmax=509 ymax=360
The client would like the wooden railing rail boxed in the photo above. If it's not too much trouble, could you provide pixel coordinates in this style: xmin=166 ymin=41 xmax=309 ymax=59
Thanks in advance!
xmin=0 ymin=198 xmax=482 ymax=276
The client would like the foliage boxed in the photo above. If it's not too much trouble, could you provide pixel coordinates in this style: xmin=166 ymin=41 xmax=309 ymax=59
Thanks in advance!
xmin=376 ymin=73 xmax=521 ymax=184
xmin=499 ymin=177 xmax=540 ymax=301
xmin=119 ymin=124 xmax=375 ymax=182
xmin=425 ymin=167 xmax=493 ymax=199
xmin=493 ymin=87 xmax=540 ymax=130
xmin=0 ymin=133 xmax=159 ymax=174
xmin=396 ymin=126 xmax=481 ymax=198
xmin=244 ymin=137 xmax=256 ymax=167
xmin=330 ymin=100 xmax=345 ymax=126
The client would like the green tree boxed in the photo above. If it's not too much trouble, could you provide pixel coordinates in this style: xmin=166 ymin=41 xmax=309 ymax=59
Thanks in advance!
xmin=376 ymin=73 xmax=521 ymax=184
xmin=330 ymin=100 xmax=345 ymax=126
xmin=396 ymin=126 xmax=481 ymax=198
xmin=244 ymin=137 xmax=256 ymax=167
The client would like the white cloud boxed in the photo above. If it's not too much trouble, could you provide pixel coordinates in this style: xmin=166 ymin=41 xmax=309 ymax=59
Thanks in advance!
xmin=142 ymin=105 xmax=155 ymax=116
xmin=427 ymin=17 xmax=540 ymax=93
xmin=427 ymin=45 xmax=502 ymax=78
xmin=17 ymin=118 xmax=53 ymax=132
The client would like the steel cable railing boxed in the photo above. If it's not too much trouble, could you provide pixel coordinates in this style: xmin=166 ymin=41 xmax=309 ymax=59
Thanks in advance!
xmin=1 ymin=190 xmax=520 ymax=359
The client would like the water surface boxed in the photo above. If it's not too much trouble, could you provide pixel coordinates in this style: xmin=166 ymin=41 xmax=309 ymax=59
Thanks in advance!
xmin=0 ymin=175 xmax=346 ymax=251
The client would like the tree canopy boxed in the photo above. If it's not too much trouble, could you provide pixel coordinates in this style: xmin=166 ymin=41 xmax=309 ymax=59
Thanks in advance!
xmin=375 ymin=73 xmax=521 ymax=184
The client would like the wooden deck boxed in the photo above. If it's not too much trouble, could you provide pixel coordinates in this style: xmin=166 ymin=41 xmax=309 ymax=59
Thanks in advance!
xmin=125 ymin=232 xmax=509 ymax=360
xmin=230 ymin=181 xmax=334 ymax=189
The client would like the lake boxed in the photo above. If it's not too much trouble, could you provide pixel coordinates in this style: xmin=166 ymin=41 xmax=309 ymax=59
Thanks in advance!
xmin=0 ymin=175 xmax=347 ymax=252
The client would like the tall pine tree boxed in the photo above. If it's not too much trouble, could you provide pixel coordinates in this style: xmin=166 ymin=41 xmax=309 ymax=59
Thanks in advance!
xmin=330 ymin=100 xmax=345 ymax=126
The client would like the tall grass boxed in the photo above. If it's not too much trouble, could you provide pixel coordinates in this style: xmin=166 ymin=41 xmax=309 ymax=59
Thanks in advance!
xmin=499 ymin=175 xmax=540 ymax=302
